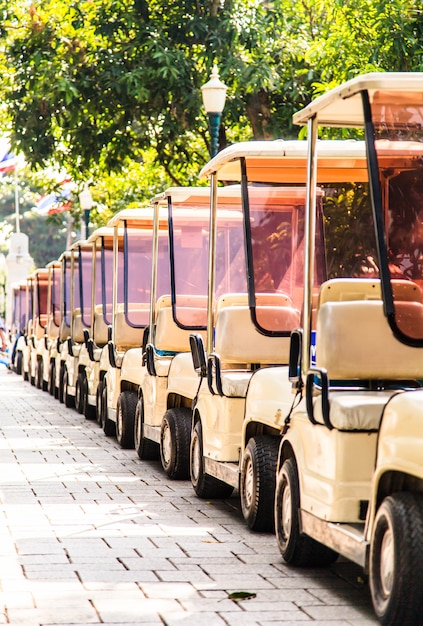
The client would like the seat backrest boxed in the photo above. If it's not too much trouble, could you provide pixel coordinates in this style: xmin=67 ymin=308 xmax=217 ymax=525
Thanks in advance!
xmin=215 ymin=304 xmax=300 ymax=366
xmin=155 ymin=306 xmax=194 ymax=353
xmin=59 ymin=320 xmax=70 ymax=342
xmin=34 ymin=315 xmax=48 ymax=340
xmin=316 ymin=278 xmax=423 ymax=380
xmin=72 ymin=309 xmax=85 ymax=344
xmin=46 ymin=318 xmax=59 ymax=340
xmin=93 ymin=305 xmax=108 ymax=347
xmin=114 ymin=303 xmax=149 ymax=351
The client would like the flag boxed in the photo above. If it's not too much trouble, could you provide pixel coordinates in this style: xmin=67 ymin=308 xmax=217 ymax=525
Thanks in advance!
xmin=33 ymin=180 xmax=72 ymax=216
xmin=0 ymin=141 xmax=16 ymax=174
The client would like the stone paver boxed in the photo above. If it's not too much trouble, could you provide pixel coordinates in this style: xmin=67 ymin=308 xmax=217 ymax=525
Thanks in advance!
xmin=0 ymin=368 xmax=378 ymax=625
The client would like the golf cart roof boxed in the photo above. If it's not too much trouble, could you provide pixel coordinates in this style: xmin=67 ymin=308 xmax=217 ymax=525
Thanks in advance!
xmin=293 ymin=72 xmax=423 ymax=127
xmin=199 ymin=139 xmax=367 ymax=183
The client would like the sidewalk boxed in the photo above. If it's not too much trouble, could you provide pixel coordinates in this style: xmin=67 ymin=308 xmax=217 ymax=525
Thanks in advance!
xmin=0 ymin=367 xmax=378 ymax=625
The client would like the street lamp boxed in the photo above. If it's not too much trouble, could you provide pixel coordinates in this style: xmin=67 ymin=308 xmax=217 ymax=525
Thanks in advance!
xmin=79 ymin=182 xmax=93 ymax=240
xmin=201 ymin=64 xmax=228 ymax=158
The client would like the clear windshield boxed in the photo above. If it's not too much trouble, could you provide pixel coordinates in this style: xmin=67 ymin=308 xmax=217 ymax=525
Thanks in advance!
xmin=18 ymin=286 xmax=26 ymax=331
xmin=170 ymin=197 xmax=246 ymax=329
xmin=12 ymin=289 xmax=19 ymax=332
xmin=370 ymin=92 xmax=423 ymax=342
xmin=123 ymin=227 xmax=152 ymax=328
xmin=36 ymin=274 xmax=49 ymax=327
xmin=247 ymin=186 xmax=306 ymax=334
xmin=170 ymin=207 xmax=209 ymax=328
xmin=101 ymin=242 xmax=115 ymax=326
xmin=27 ymin=279 xmax=34 ymax=326
xmin=73 ymin=255 xmax=80 ymax=312
xmin=79 ymin=247 xmax=93 ymax=328
xmin=313 ymin=181 xmax=376 ymax=313
xmin=63 ymin=257 xmax=72 ymax=328
xmin=51 ymin=266 xmax=61 ymax=327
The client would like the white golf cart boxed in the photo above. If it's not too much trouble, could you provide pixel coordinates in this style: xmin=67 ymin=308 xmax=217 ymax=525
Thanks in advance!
xmin=186 ymin=140 xmax=368 ymax=529
xmin=275 ymin=72 xmax=423 ymax=626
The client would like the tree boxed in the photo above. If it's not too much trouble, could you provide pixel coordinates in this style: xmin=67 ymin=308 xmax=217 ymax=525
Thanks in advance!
xmin=0 ymin=0 xmax=316 ymax=185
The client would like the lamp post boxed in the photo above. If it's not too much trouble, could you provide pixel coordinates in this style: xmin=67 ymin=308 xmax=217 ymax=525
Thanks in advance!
xmin=201 ymin=64 xmax=228 ymax=158
xmin=79 ymin=183 xmax=93 ymax=240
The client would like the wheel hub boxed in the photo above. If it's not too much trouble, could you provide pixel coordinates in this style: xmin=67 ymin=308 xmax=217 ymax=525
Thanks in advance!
xmin=161 ymin=423 xmax=171 ymax=466
xmin=191 ymin=434 xmax=200 ymax=482
xmin=281 ymin=478 xmax=292 ymax=539
xmin=243 ymin=457 xmax=254 ymax=509
xmin=379 ymin=525 xmax=394 ymax=597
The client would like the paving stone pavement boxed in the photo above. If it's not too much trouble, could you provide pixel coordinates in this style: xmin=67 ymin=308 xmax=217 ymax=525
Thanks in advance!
xmin=0 ymin=367 xmax=379 ymax=626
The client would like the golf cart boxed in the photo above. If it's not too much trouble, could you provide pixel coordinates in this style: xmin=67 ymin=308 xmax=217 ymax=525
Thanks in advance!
xmin=275 ymin=72 xmax=423 ymax=626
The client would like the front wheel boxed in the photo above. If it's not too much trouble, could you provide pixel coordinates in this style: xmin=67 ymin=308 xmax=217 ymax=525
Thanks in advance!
xmin=240 ymin=435 xmax=279 ymax=532
xmin=100 ymin=384 xmax=115 ymax=436
xmin=35 ymin=359 xmax=43 ymax=390
xmin=275 ymin=457 xmax=338 ymax=567
xmin=190 ymin=420 xmax=234 ymax=499
xmin=63 ymin=370 xmax=75 ymax=408
xmin=96 ymin=378 xmax=105 ymax=425
xmin=15 ymin=351 xmax=23 ymax=375
xmin=134 ymin=398 xmax=159 ymax=460
xmin=160 ymin=407 xmax=191 ymax=480
xmin=370 ymin=492 xmax=423 ymax=626
xmin=116 ymin=391 xmax=137 ymax=449
xmin=75 ymin=373 xmax=85 ymax=414
xmin=48 ymin=361 xmax=56 ymax=396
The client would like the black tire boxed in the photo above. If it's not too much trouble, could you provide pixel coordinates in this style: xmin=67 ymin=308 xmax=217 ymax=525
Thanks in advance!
xmin=240 ymin=435 xmax=279 ymax=532
xmin=82 ymin=377 xmax=96 ymax=420
xmin=275 ymin=457 xmax=338 ymax=567
xmin=160 ymin=407 xmax=191 ymax=480
xmin=63 ymin=370 xmax=75 ymax=408
xmin=134 ymin=398 xmax=159 ymax=460
xmin=35 ymin=359 xmax=43 ymax=389
xmin=15 ymin=351 xmax=23 ymax=375
xmin=59 ymin=363 xmax=65 ymax=403
xmin=96 ymin=378 xmax=105 ymax=425
xmin=100 ymin=383 xmax=115 ymax=436
xmin=190 ymin=420 xmax=234 ymax=499
xmin=370 ymin=492 xmax=423 ymax=626
xmin=75 ymin=372 xmax=85 ymax=414
xmin=116 ymin=391 xmax=137 ymax=449
xmin=48 ymin=361 xmax=56 ymax=396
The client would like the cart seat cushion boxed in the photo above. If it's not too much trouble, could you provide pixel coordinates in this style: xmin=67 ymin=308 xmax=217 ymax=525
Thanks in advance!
xmin=155 ymin=306 xmax=193 ymax=353
xmin=72 ymin=311 xmax=85 ymax=344
xmin=215 ymin=305 xmax=298 ymax=365
xmin=316 ymin=300 xmax=423 ymax=380
xmin=220 ymin=370 xmax=253 ymax=397
xmin=312 ymin=390 xmax=398 ymax=430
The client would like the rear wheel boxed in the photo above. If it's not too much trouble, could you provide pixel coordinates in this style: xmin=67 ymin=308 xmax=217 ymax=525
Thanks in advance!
xmin=100 ymin=384 xmax=115 ymax=436
xmin=116 ymin=391 xmax=137 ymax=449
xmin=48 ymin=362 xmax=55 ymax=395
xmin=63 ymin=370 xmax=75 ymax=409
xmin=160 ymin=407 xmax=191 ymax=480
xmin=96 ymin=378 xmax=105 ymax=425
xmin=82 ymin=378 xmax=96 ymax=420
xmin=275 ymin=457 xmax=338 ymax=567
xmin=134 ymin=398 xmax=159 ymax=460
xmin=35 ymin=359 xmax=43 ymax=390
xmin=190 ymin=420 xmax=234 ymax=499
xmin=15 ymin=351 xmax=23 ymax=375
xmin=59 ymin=363 xmax=66 ymax=403
xmin=75 ymin=373 xmax=84 ymax=414
xmin=370 ymin=492 xmax=423 ymax=626
xmin=240 ymin=435 xmax=279 ymax=532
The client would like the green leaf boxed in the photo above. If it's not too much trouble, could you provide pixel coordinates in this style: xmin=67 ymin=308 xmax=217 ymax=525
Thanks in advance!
xmin=228 ymin=591 xmax=257 ymax=602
